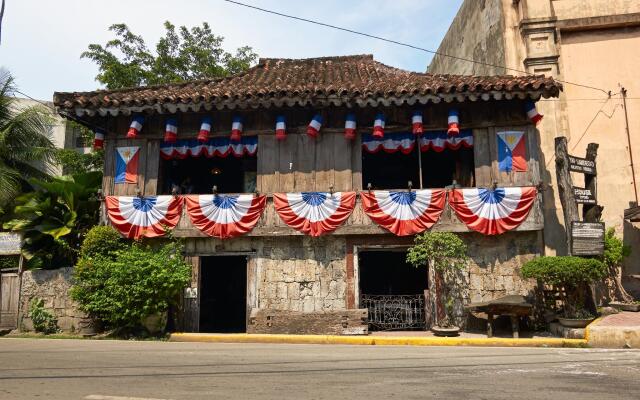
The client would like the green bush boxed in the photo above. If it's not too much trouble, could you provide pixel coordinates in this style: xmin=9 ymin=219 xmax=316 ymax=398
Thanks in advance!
xmin=28 ymin=298 xmax=58 ymax=334
xmin=80 ymin=225 xmax=126 ymax=259
xmin=602 ymin=228 xmax=631 ymax=269
xmin=0 ymin=255 xmax=19 ymax=270
xmin=71 ymin=240 xmax=191 ymax=331
xmin=521 ymin=256 xmax=606 ymax=286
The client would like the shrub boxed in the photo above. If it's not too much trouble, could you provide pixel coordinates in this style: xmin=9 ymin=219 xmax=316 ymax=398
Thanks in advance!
xmin=80 ymin=225 xmax=126 ymax=259
xmin=602 ymin=228 xmax=631 ymax=269
xmin=521 ymin=256 xmax=606 ymax=318
xmin=28 ymin=298 xmax=58 ymax=334
xmin=71 ymin=240 xmax=191 ymax=331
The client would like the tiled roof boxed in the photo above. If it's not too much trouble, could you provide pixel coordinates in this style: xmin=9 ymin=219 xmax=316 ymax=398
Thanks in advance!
xmin=54 ymin=55 xmax=562 ymax=116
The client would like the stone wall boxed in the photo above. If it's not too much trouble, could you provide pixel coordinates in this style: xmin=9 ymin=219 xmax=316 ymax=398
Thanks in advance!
xmin=19 ymin=267 xmax=88 ymax=333
xmin=257 ymin=236 xmax=347 ymax=313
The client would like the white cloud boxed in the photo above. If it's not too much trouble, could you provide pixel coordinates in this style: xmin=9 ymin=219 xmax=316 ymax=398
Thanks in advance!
xmin=0 ymin=0 xmax=461 ymax=100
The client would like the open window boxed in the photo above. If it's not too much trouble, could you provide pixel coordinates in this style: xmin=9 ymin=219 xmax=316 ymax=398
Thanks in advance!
xmin=362 ymin=131 xmax=474 ymax=189
xmin=159 ymin=137 xmax=257 ymax=194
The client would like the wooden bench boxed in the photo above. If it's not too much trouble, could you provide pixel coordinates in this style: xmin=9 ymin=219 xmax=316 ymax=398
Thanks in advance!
xmin=464 ymin=295 xmax=533 ymax=338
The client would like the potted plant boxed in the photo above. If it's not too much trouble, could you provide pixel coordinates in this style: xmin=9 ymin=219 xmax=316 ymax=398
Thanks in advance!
xmin=521 ymin=256 xmax=607 ymax=328
xmin=407 ymin=231 xmax=468 ymax=336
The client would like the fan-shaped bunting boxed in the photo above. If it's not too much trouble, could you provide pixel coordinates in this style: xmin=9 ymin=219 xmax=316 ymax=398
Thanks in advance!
xmin=360 ymin=190 xmax=446 ymax=236
xmin=273 ymin=192 xmax=356 ymax=236
xmin=185 ymin=194 xmax=266 ymax=239
xmin=448 ymin=187 xmax=537 ymax=235
xmin=105 ymin=196 xmax=183 ymax=239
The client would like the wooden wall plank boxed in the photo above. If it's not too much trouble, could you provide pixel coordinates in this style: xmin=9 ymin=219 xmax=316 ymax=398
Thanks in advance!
xmin=351 ymin=132 xmax=363 ymax=190
xmin=144 ymin=140 xmax=161 ymax=195
xmin=334 ymin=133 xmax=352 ymax=191
xmin=473 ymin=128 xmax=492 ymax=187
xmin=102 ymin=139 xmax=115 ymax=196
xmin=314 ymin=133 xmax=334 ymax=191
xmin=295 ymin=135 xmax=315 ymax=191
xmin=257 ymin=135 xmax=278 ymax=195
xmin=277 ymin=135 xmax=297 ymax=192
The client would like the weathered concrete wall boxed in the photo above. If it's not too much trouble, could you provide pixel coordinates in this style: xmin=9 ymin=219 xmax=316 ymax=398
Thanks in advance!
xmin=427 ymin=0 xmax=507 ymax=75
xmin=552 ymin=0 xmax=640 ymax=21
xmin=19 ymin=267 xmax=88 ymax=333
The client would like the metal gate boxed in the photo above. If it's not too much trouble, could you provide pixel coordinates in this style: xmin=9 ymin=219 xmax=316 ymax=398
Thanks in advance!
xmin=0 ymin=272 xmax=19 ymax=330
xmin=361 ymin=294 xmax=425 ymax=330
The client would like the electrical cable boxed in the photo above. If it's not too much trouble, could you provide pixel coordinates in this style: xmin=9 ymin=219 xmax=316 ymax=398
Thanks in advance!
xmin=222 ymin=0 xmax=612 ymax=95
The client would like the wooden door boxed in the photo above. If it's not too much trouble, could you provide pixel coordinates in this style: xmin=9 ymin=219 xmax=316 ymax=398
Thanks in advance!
xmin=0 ymin=272 xmax=19 ymax=330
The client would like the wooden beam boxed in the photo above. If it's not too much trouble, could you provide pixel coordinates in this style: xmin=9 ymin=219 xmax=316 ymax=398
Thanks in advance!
xmin=555 ymin=137 xmax=580 ymax=254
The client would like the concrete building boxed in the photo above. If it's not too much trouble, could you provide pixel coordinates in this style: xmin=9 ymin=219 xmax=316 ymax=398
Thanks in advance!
xmin=12 ymin=97 xmax=91 ymax=175
xmin=428 ymin=0 xmax=640 ymax=293
xmin=54 ymin=55 xmax=561 ymax=334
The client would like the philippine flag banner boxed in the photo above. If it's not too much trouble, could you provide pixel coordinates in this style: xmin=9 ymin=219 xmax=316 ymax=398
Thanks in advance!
xmin=273 ymin=192 xmax=356 ymax=236
xmin=185 ymin=194 xmax=266 ymax=239
xmin=115 ymin=146 xmax=140 ymax=184
xmin=105 ymin=195 xmax=184 ymax=239
xmin=360 ymin=190 xmax=446 ymax=236
xmin=497 ymin=131 xmax=527 ymax=172
xmin=449 ymin=187 xmax=537 ymax=235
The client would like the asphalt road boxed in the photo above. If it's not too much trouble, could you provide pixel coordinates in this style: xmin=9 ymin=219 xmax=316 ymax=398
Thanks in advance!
xmin=1 ymin=339 xmax=640 ymax=400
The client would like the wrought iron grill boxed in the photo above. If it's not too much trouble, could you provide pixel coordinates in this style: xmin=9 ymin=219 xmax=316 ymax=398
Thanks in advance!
xmin=361 ymin=294 xmax=425 ymax=330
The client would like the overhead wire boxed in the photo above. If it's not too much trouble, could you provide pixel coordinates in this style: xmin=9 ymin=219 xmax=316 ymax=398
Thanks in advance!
xmin=222 ymin=0 xmax=612 ymax=95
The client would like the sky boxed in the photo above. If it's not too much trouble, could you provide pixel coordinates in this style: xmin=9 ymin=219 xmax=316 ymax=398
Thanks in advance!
xmin=0 ymin=0 xmax=462 ymax=101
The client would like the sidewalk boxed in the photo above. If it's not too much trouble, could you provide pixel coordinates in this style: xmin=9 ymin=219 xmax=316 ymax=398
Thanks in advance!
xmin=587 ymin=311 xmax=640 ymax=348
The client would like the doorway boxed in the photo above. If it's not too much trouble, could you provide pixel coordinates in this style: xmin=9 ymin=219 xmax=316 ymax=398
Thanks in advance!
xmin=358 ymin=250 xmax=428 ymax=330
xmin=199 ymin=256 xmax=247 ymax=333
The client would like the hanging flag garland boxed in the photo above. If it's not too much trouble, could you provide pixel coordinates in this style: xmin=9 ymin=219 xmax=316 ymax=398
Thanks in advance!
xmin=185 ymin=194 xmax=266 ymax=239
xmin=412 ymin=111 xmax=423 ymax=135
xmin=230 ymin=116 xmax=243 ymax=142
xmin=275 ymin=115 xmax=287 ymax=141
xmin=447 ymin=109 xmax=460 ymax=136
xmin=372 ymin=113 xmax=385 ymax=138
xmin=360 ymin=190 xmax=446 ymax=236
xmin=449 ymin=187 xmax=537 ymax=235
xmin=307 ymin=114 xmax=323 ymax=138
xmin=160 ymin=137 xmax=258 ymax=159
xmin=198 ymin=117 xmax=212 ymax=142
xmin=524 ymin=101 xmax=543 ymax=124
xmin=344 ymin=113 xmax=357 ymax=140
xmin=93 ymin=128 xmax=105 ymax=150
xmin=164 ymin=118 xmax=178 ymax=143
xmin=273 ymin=192 xmax=356 ymax=236
xmin=126 ymin=115 xmax=144 ymax=138
xmin=419 ymin=130 xmax=473 ymax=152
xmin=363 ymin=131 xmax=473 ymax=153
xmin=362 ymin=132 xmax=415 ymax=154
xmin=105 ymin=195 xmax=183 ymax=239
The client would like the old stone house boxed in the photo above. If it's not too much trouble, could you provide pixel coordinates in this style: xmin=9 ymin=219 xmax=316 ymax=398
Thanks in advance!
xmin=54 ymin=55 xmax=561 ymax=333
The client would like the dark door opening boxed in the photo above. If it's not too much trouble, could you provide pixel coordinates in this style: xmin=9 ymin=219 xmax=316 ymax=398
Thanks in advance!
xmin=199 ymin=256 xmax=247 ymax=333
xmin=359 ymin=250 xmax=428 ymax=330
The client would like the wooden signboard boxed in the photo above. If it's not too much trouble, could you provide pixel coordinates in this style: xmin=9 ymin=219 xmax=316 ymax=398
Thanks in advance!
xmin=571 ymin=222 xmax=605 ymax=256
xmin=573 ymin=187 xmax=596 ymax=205
xmin=0 ymin=233 xmax=21 ymax=256
xmin=568 ymin=155 xmax=597 ymax=175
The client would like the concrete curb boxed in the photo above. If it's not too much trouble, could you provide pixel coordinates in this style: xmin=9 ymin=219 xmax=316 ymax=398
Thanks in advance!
xmin=169 ymin=333 xmax=587 ymax=348
xmin=585 ymin=316 xmax=640 ymax=348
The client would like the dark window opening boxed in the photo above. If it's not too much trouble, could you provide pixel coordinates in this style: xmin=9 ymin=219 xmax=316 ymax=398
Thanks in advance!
xmin=421 ymin=147 xmax=475 ymax=188
xmin=160 ymin=155 xmax=257 ymax=194
xmin=199 ymin=256 xmax=247 ymax=333
xmin=362 ymin=149 xmax=419 ymax=190
xmin=359 ymin=250 xmax=427 ymax=296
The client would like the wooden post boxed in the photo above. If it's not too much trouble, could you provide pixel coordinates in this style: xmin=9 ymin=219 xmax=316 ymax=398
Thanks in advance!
xmin=555 ymin=137 xmax=580 ymax=254
xmin=583 ymin=143 xmax=602 ymax=222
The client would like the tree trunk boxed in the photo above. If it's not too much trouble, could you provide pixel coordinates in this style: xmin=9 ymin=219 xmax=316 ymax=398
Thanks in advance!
xmin=555 ymin=137 xmax=580 ymax=254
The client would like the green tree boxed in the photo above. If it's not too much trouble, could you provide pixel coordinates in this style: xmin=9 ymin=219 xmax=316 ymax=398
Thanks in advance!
xmin=56 ymin=121 xmax=104 ymax=175
xmin=0 ymin=71 xmax=57 ymax=213
xmin=4 ymin=171 xmax=102 ymax=269
xmin=82 ymin=21 xmax=258 ymax=89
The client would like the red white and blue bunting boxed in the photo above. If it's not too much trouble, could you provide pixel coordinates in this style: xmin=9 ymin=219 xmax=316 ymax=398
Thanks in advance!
xmin=160 ymin=137 xmax=258 ymax=159
xmin=360 ymin=189 xmax=446 ymax=236
xmin=185 ymin=194 xmax=266 ymax=238
xmin=362 ymin=130 xmax=473 ymax=153
xmin=448 ymin=187 xmax=537 ymax=235
xmin=273 ymin=192 xmax=356 ymax=236
xmin=126 ymin=115 xmax=144 ymax=139
xmin=105 ymin=195 xmax=184 ymax=239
